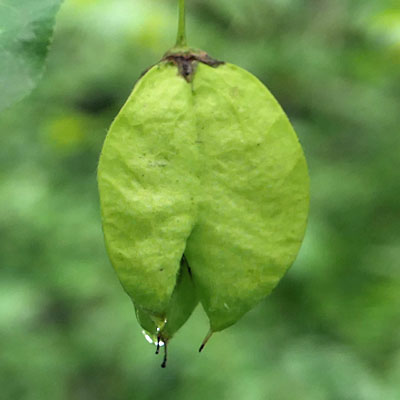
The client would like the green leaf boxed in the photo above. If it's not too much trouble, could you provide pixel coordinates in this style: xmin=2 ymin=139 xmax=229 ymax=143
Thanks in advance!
xmin=0 ymin=0 xmax=63 ymax=112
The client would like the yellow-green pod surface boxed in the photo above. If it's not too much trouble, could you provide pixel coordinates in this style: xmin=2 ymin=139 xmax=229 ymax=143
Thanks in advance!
xmin=98 ymin=53 xmax=309 ymax=339
xmin=186 ymin=62 xmax=309 ymax=331
xmin=98 ymin=63 xmax=199 ymax=336
xmin=135 ymin=256 xmax=197 ymax=341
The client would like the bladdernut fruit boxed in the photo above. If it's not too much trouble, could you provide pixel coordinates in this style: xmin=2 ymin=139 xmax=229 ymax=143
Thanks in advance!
xmin=98 ymin=48 xmax=309 ymax=363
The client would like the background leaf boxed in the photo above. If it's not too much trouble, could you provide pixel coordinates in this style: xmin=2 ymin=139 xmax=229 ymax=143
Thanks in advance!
xmin=0 ymin=0 xmax=63 ymax=112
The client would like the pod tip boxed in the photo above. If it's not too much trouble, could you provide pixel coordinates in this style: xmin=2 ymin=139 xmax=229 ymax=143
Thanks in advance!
xmin=199 ymin=330 xmax=213 ymax=353
xmin=161 ymin=342 xmax=168 ymax=368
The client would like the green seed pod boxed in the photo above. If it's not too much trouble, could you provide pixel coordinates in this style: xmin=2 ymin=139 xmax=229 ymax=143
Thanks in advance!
xmin=98 ymin=50 xmax=309 ymax=352
xmin=135 ymin=256 xmax=197 ymax=341
xmin=98 ymin=62 xmax=200 ymax=344
xmin=134 ymin=255 xmax=197 ymax=367
xmin=185 ymin=60 xmax=309 ymax=334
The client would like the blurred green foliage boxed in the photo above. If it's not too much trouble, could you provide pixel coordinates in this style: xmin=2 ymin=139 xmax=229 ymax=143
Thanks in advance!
xmin=0 ymin=0 xmax=64 ymax=112
xmin=1 ymin=0 xmax=399 ymax=399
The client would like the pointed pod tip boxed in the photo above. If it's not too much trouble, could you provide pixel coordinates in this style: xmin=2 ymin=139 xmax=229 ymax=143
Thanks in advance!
xmin=198 ymin=330 xmax=213 ymax=353
xmin=155 ymin=335 xmax=161 ymax=355
xmin=160 ymin=339 xmax=168 ymax=368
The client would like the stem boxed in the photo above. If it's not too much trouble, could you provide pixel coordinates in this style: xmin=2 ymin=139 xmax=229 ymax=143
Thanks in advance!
xmin=176 ymin=0 xmax=187 ymax=47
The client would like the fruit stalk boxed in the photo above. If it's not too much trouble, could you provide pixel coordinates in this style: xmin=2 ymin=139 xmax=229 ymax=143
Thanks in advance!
xmin=176 ymin=0 xmax=187 ymax=47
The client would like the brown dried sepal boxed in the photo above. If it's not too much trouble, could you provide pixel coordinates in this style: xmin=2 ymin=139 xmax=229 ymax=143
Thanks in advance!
xmin=162 ymin=50 xmax=224 ymax=82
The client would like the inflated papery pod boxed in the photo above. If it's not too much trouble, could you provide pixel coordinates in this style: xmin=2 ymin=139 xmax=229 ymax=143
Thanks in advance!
xmin=98 ymin=0 xmax=309 ymax=367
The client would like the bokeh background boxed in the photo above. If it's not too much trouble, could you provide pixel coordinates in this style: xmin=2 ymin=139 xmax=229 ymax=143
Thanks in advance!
xmin=1 ymin=0 xmax=400 ymax=398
